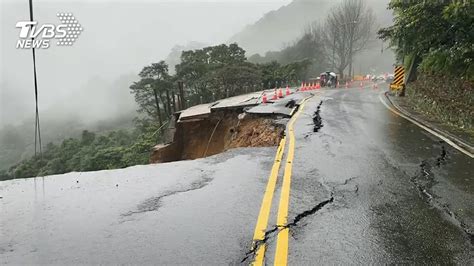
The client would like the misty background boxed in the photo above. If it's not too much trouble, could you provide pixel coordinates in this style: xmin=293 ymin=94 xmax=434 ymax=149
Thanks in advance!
xmin=0 ymin=0 xmax=394 ymax=170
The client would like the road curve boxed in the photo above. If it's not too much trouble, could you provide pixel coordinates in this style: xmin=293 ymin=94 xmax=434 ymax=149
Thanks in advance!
xmin=1 ymin=86 xmax=472 ymax=264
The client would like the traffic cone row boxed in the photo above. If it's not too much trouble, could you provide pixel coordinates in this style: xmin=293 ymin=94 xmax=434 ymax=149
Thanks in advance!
xmin=262 ymin=86 xmax=292 ymax=103
xmin=298 ymin=81 xmax=326 ymax=91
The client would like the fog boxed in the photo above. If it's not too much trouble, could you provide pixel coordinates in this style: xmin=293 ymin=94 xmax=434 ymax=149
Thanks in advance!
xmin=0 ymin=0 xmax=290 ymax=128
xmin=0 ymin=0 xmax=395 ymax=170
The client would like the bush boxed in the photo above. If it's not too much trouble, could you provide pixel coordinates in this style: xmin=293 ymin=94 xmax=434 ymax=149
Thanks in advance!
xmin=406 ymin=73 xmax=473 ymax=130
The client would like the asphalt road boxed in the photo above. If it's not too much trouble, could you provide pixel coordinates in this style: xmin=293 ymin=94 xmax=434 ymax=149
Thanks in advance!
xmin=1 ymin=85 xmax=472 ymax=264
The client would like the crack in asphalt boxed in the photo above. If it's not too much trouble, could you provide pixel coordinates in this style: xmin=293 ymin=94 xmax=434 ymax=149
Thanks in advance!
xmin=435 ymin=144 xmax=447 ymax=167
xmin=312 ymin=101 xmax=323 ymax=132
xmin=240 ymin=225 xmax=282 ymax=263
xmin=284 ymin=194 xmax=334 ymax=229
xmin=285 ymin=99 xmax=296 ymax=108
xmin=241 ymin=194 xmax=334 ymax=263
xmin=121 ymin=176 xmax=213 ymax=218
xmin=411 ymin=146 xmax=473 ymax=244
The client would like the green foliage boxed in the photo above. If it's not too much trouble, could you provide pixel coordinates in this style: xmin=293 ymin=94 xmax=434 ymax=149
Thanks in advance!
xmin=406 ymin=73 xmax=473 ymax=130
xmin=248 ymin=31 xmax=328 ymax=77
xmin=173 ymin=43 xmax=312 ymax=103
xmin=0 ymin=127 xmax=158 ymax=181
xmin=130 ymin=60 xmax=174 ymax=121
xmin=378 ymin=1 xmax=473 ymax=79
xmin=175 ymin=43 xmax=259 ymax=101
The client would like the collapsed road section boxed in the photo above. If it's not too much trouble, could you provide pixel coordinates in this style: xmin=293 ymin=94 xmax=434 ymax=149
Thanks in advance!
xmin=150 ymin=90 xmax=311 ymax=163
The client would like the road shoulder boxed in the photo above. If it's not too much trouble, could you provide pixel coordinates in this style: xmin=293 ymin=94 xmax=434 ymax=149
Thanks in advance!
xmin=382 ymin=92 xmax=474 ymax=158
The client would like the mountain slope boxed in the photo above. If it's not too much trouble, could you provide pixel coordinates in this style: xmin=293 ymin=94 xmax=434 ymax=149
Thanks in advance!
xmin=229 ymin=0 xmax=334 ymax=55
xmin=229 ymin=0 xmax=395 ymax=73
xmin=229 ymin=0 xmax=393 ymax=56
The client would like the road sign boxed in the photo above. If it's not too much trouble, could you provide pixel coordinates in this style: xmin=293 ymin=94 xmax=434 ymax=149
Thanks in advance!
xmin=390 ymin=65 xmax=404 ymax=91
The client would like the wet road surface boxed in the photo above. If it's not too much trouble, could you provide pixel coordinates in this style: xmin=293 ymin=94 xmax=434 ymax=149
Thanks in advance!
xmin=260 ymin=86 xmax=473 ymax=264
xmin=1 ymin=85 xmax=473 ymax=264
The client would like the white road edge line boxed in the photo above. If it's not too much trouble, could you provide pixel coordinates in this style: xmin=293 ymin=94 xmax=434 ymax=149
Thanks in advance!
xmin=378 ymin=92 xmax=474 ymax=159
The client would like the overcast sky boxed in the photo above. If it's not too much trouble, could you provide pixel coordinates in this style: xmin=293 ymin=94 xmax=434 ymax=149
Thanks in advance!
xmin=0 ymin=0 xmax=290 ymax=127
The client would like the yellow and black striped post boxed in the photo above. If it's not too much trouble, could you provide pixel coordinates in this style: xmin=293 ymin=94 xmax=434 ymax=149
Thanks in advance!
xmin=390 ymin=65 xmax=405 ymax=91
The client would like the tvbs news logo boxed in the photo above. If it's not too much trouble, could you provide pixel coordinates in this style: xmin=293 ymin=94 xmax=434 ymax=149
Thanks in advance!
xmin=16 ymin=12 xmax=83 ymax=49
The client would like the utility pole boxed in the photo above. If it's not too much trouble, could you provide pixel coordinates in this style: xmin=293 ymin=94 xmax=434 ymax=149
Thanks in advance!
xmin=332 ymin=27 xmax=336 ymax=71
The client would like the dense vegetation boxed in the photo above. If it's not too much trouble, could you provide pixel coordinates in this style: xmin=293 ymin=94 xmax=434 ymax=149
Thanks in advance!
xmin=378 ymin=1 xmax=473 ymax=130
xmin=0 ymin=124 xmax=160 ymax=181
xmin=378 ymin=1 xmax=473 ymax=80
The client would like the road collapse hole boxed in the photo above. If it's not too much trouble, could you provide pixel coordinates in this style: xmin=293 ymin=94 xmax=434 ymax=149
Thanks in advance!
xmin=150 ymin=110 xmax=286 ymax=163
xmin=313 ymin=101 xmax=323 ymax=132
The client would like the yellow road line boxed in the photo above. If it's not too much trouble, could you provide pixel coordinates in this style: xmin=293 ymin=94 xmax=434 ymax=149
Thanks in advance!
xmin=274 ymin=98 xmax=309 ymax=265
xmin=251 ymin=136 xmax=287 ymax=266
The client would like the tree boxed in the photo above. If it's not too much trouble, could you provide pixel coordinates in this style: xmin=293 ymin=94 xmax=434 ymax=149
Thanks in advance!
xmin=378 ymin=1 xmax=473 ymax=79
xmin=248 ymin=29 xmax=327 ymax=78
xmin=322 ymin=0 xmax=375 ymax=79
xmin=130 ymin=61 xmax=174 ymax=129
xmin=176 ymin=43 xmax=260 ymax=102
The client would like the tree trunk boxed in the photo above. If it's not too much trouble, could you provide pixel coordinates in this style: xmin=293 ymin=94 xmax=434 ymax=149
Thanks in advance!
xmin=171 ymin=91 xmax=176 ymax=113
xmin=153 ymin=88 xmax=163 ymax=129
xmin=178 ymin=81 xmax=185 ymax=110
xmin=165 ymin=89 xmax=172 ymax=116
xmin=338 ymin=67 xmax=345 ymax=80
xmin=158 ymin=91 xmax=168 ymax=116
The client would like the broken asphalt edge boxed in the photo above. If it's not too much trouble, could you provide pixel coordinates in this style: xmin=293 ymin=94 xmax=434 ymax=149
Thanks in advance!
xmin=381 ymin=92 xmax=474 ymax=158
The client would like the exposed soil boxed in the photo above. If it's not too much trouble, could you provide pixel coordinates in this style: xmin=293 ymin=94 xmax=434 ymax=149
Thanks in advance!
xmin=150 ymin=111 xmax=285 ymax=163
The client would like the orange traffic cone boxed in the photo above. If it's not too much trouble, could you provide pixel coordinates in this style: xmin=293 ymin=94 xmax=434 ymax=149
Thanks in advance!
xmin=262 ymin=93 xmax=267 ymax=103
xmin=316 ymin=83 xmax=320 ymax=89
xmin=336 ymin=81 xmax=340 ymax=88
xmin=360 ymin=82 xmax=363 ymax=89
xmin=278 ymin=88 xmax=284 ymax=98
xmin=286 ymin=86 xmax=290 ymax=96
xmin=345 ymin=81 xmax=348 ymax=88
xmin=272 ymin=89 xmax=278 ymax=100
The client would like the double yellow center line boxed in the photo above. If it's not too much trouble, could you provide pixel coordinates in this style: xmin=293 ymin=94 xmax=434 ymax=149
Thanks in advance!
xmin=250 ymin=98 xmax=309 ymax=265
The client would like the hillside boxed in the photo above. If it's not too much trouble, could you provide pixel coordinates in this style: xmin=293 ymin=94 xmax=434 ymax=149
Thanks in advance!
xmin=229 ymin=0 xmax=395 ymax=73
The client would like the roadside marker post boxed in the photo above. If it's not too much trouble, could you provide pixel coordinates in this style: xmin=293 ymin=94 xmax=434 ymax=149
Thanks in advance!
xmin=390 ymin=65 xmax=405 ymax=92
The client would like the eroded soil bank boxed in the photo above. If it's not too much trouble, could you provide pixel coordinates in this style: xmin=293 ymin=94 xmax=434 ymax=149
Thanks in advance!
xmin=150 ymin=110 xmax=286 ymax=163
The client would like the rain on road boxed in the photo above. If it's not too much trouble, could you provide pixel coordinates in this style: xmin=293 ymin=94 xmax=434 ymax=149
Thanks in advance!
xmin=1 ymin=85 xmax=472 ymax=264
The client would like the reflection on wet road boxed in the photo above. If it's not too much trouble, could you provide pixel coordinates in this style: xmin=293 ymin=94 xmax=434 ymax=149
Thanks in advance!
xmin=1 ymin=86 xmax=472 ymax=264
